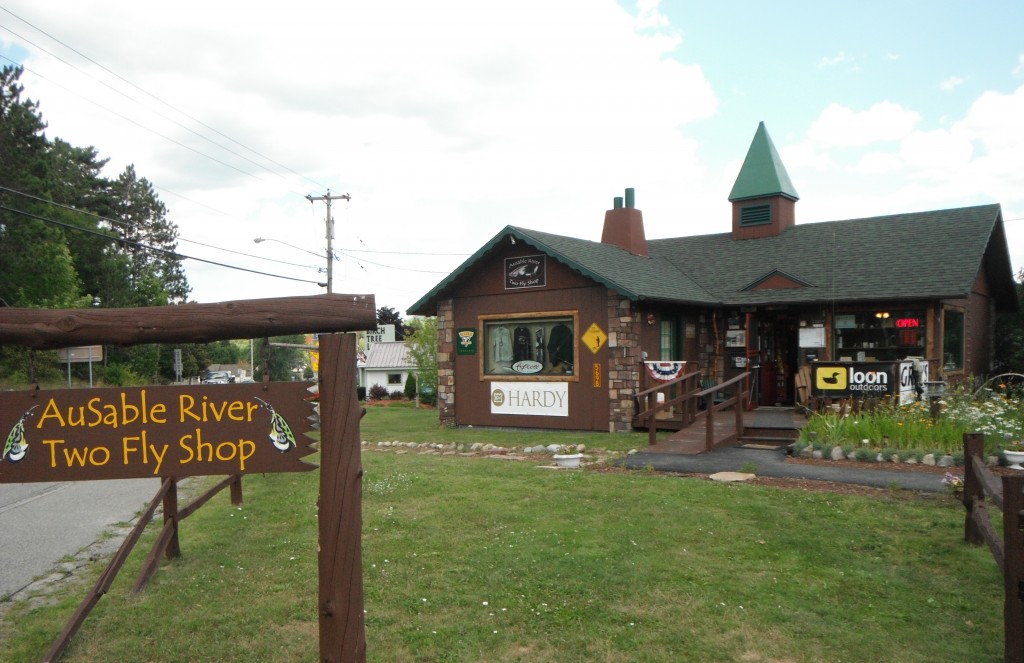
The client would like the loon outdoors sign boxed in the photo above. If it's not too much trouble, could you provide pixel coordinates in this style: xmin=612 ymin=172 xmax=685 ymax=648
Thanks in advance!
xmin=0 ymin=382 xmax=316 ymax=483
xmin=811 ymin=361 xmax=916 ymax=403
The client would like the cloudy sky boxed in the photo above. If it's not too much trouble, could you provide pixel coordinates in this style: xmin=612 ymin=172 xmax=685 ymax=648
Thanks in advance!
xmin=2 ymin=1 xmax=1022 ymax=315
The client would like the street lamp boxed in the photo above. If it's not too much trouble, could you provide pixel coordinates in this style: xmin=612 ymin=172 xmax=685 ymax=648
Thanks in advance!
xmin=253 ymin=237 xmax=332 ymax=290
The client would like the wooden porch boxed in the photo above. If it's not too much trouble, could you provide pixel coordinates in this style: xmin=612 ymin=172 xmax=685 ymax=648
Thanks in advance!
xmin=633 ymin=371 xmax=805 ymax=456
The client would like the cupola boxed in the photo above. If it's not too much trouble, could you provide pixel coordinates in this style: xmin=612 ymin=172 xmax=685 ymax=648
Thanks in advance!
xmin=728 ymin=122 xmax=799 ymax=240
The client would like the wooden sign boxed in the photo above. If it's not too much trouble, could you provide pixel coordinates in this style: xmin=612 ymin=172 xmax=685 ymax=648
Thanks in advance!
xmin=0 ymin=382 xmax=317 ymax=483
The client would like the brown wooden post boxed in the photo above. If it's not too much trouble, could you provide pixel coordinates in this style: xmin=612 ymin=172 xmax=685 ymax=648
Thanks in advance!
xmin=963 ymin=433 xmax=986 ymax=546
xmin=162 ymin=479 xmax=181 ymax=559
xmin=1002 ymin=474 xmax=1024 ymax=663
xmin=734 ymin=374 xmax=746 ymax=438
xmin=230 ymin=474 xmax=243 ymax=506
xmin=317 ymin=332 xmax=366 ymax=662
xmin=705 ymin=397 xmax=715 ymax=452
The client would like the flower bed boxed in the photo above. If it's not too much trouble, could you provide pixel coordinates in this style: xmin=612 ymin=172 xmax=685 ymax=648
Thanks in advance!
xmin=798 ymin=380 xmax=1024 ymax=457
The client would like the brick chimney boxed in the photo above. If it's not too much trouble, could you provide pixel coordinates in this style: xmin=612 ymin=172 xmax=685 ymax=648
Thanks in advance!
xmin=600 ymin=188 xmax=648 ymax=256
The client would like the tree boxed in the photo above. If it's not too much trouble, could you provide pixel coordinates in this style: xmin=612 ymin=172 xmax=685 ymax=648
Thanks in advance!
xmin=406 ymin=317 xmax=437 ymax=405
xmin=995 ymin=268 xmax=1024 ymax=374
xmin=254 ymin=335 xmax=308 ymax=382
xmin=109 ymin=165 xmax=190 ymax=305
xmin=377 ymin=306 xmax=407 ymax=340
xmin=0 ymin=66 xmax=81 ymax=308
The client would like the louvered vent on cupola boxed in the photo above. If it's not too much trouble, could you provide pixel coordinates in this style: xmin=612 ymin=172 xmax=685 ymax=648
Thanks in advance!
xmin=739 ymin=204 xmax=771 ymax=227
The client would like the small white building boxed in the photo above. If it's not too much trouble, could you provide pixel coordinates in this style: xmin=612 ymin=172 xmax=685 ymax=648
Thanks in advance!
xmin=362 ymin=341 xmax=416 ymax=396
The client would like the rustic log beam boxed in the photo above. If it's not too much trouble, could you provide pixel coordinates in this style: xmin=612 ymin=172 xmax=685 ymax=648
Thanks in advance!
xmin=0 ymin=293 xmax=376 ymax=350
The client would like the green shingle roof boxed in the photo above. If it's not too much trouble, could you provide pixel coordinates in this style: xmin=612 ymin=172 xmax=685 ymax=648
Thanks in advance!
xmin=649 ymin=204 xmax=1012 ymax=306
xmin=728 ymin=121 xmax=799 ymax=202
xmin=408 ymin=204 xmax=1016 ymax=315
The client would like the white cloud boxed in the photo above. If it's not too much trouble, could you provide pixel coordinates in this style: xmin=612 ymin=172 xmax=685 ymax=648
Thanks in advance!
xmin=817 ymin=51 xmax=851 ymax=68
xmin=940 ymin=76 xmax=967 ymax=91
xmin=1014 ymin=54 xmax=1024 ymax=76
xmin=3 ymin=0 xmax=719 ymax=309
xmin=806 ymin=102 xmax=920 ymax=148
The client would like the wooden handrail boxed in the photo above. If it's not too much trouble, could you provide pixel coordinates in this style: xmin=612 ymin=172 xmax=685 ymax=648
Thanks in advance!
xmin=635 ymin=371 xmax=750 ymax=451
xmin=635 ymin=371 xmax=701 ymax=445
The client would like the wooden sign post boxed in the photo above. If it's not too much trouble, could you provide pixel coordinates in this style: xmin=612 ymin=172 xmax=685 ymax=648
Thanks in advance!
xmin=0 ymin=294 xmax=374 ymax=662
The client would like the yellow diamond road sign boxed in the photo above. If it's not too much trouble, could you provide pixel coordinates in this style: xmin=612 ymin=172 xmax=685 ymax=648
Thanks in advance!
xmin=582 ymin=323 xmax=608 ymax=354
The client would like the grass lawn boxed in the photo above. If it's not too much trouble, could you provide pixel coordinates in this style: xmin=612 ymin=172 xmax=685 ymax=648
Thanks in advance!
xmin=0 ymin=407 xmax=1007 ymax=662
xmin=359 ymin=403 xmax=660 ymax=453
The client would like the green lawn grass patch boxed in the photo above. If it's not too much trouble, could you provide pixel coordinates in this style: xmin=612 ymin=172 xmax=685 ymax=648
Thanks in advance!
xmin=0 ymin=449 xmax=1004 ymax=662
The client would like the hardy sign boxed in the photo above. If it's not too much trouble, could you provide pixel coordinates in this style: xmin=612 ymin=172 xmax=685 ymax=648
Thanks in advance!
xmin=490 ymin=381 xmax=568 ymax=417
xmin=0 ymin=382 xmax=316 ymax=483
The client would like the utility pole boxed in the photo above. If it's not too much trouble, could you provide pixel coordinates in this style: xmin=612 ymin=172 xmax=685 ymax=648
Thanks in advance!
xmin=305 ymin=189 xmax=351 ymax=294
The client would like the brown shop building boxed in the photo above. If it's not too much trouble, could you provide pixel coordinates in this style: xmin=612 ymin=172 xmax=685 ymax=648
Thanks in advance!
xmin=408 ymin=123 xmax=1018 ymax=433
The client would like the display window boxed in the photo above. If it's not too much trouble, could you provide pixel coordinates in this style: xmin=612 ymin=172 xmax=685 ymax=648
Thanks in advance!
xmin=833 ymin=309 xmax=926 ymax=362
xmin=942 ymin=309 xmax=964 ymax=371
xmin=481 ymin=312 xmax=578 ymax=379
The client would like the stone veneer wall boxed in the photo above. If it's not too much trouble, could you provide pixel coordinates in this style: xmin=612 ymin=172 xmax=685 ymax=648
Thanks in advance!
xmin=436 ymin=298 xmax=456 ymax=427
xmin=606 ymin=290 xmax=641 ymax=432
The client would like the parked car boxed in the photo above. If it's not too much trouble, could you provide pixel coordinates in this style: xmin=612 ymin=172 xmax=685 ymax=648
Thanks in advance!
xmin=203 ymin=370 xmax=234 ymax=384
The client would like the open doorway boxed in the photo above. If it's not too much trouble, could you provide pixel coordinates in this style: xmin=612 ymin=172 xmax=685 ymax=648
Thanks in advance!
xmin=749 ymin=311 xmax=799 ymax=406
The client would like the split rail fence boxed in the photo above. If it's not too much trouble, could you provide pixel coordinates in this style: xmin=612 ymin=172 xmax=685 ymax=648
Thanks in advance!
xmin=961 ymin=432 xmax=1024 ymax=663
xmin=43 ymin=474 xmax=243 ymax=662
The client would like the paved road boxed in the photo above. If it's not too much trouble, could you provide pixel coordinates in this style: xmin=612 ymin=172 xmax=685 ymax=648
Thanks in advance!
xmin=0 ymin=478 xmax=160 ymax=599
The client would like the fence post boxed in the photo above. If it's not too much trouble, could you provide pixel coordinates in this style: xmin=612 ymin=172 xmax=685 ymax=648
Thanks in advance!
xmin=963 ymin=433 xmax=985 ymax=546
xmin=162 ymin=478 xmax=181 ymax=559
xmin=1002 ymin=474 xmax=1024 ymax=663
xmin=230 ymin=474 xmax=243 ymax=506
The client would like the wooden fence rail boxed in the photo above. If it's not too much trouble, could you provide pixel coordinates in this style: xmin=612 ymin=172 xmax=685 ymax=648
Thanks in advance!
xmin=43 ymin=475 xmax=243 ymax=663
xmin=961 ymin=433 xmax=1024 ymax=663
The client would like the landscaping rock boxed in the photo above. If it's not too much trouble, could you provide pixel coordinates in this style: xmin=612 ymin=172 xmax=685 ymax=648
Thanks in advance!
xmin=800 ymin=445 xmax=814 ymax=458
xmin=709 ymin=471 xmax=755 ymax=483
xmin=812 ymin=450 xmax=823 ymax=459
xmin=830 ymin=446 xmax=846 ymax=461
xmin=937 ymin=455 xmax=955 ymax=467
xmin=922 ymin=453 xmax=936 ymax=466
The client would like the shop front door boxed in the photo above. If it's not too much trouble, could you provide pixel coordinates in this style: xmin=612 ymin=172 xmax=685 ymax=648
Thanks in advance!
xmin=751 ymin=312 xmax=799 ymax=406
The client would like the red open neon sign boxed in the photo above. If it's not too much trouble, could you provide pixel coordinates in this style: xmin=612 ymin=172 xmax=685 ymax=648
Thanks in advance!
xmin=896 ymin=318 xmax=920 ymax=328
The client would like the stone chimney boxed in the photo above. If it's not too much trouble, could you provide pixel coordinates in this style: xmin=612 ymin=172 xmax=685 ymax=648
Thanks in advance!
xmin=600 ymin=188 xmax=648 ymax=256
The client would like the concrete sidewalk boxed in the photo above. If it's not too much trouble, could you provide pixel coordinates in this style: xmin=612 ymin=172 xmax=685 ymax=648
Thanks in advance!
xmin=616 ymin=445 xmax=948 ymax=493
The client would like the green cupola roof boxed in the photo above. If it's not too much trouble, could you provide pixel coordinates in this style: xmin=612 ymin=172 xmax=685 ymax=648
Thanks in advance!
xmin=728 ymin=122 xmax=799 ymax=202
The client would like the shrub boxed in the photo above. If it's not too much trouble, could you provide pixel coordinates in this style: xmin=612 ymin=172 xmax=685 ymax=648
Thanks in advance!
xmin=854 ymin=448 xmax=875 ymax=462
xmin=404 ymin=373 xmax=417 ymax=400
xmin=389 ymin=389 xmax=405 ymax=401
xmin=368 ymin=384 xmax=389 ymax=400
xmin=357 ymin=386 xmax=366 ymax=401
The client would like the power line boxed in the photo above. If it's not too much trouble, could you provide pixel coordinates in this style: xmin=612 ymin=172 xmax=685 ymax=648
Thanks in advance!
xmin=0 ymin=184 xmax=319 ymax=271
xmin=0 ymin=203 xmax=327 ymax=287
xmin=0 ymin=7 xmax=329 ymax=193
